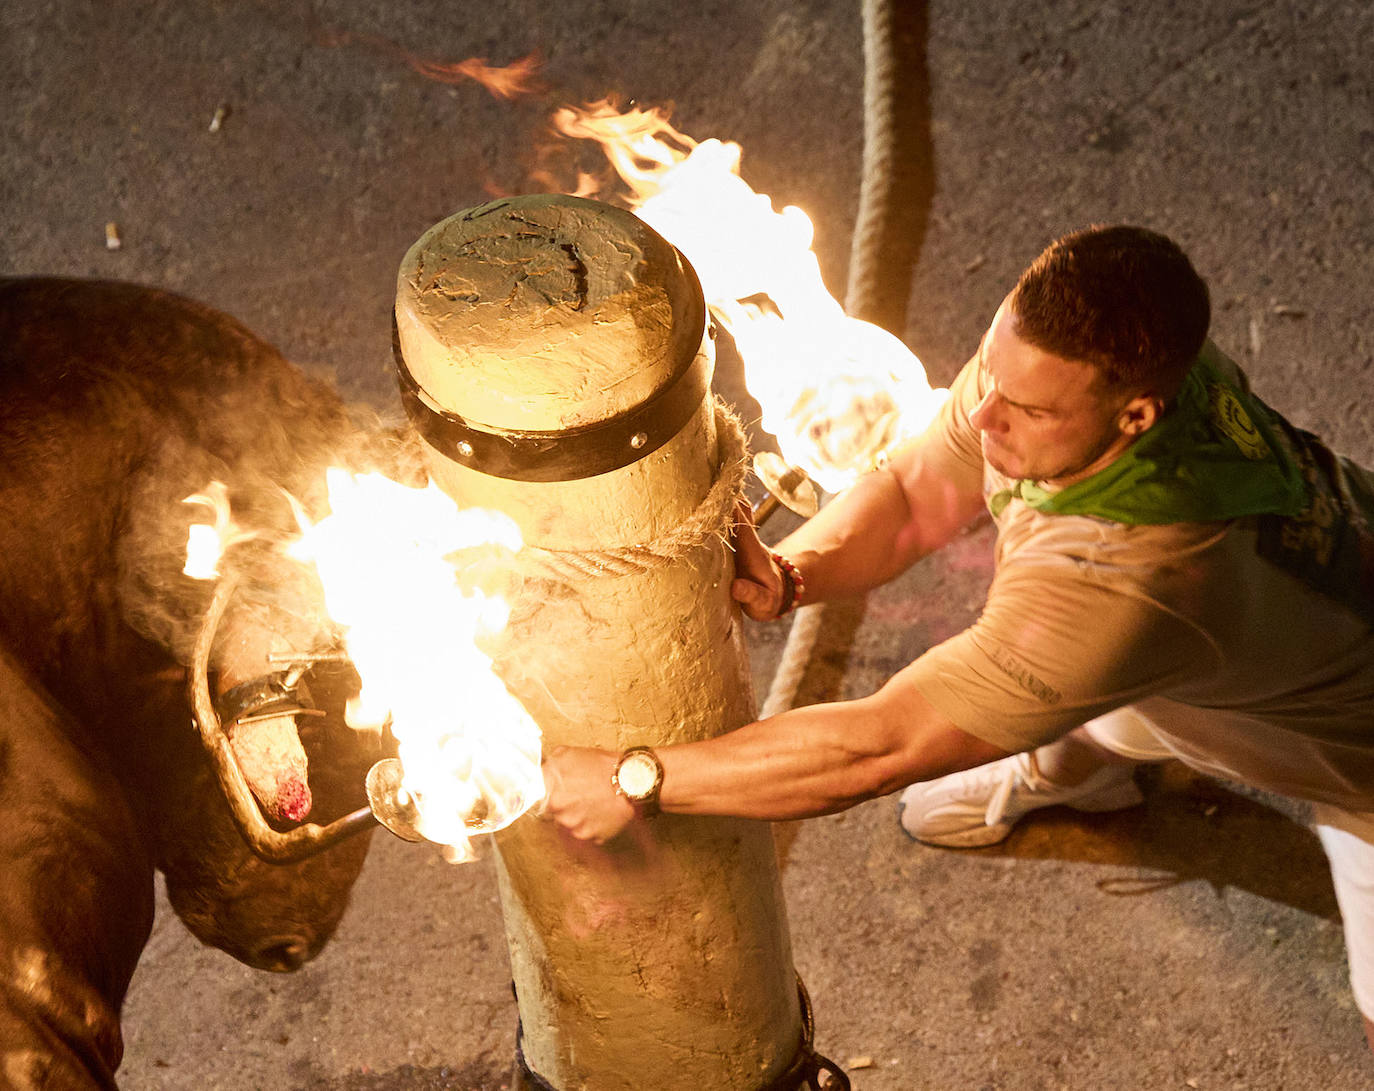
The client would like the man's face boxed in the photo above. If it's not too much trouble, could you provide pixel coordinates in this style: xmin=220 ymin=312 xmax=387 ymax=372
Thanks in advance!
xmin=970 ymin=300 xmax=1139 ymax=486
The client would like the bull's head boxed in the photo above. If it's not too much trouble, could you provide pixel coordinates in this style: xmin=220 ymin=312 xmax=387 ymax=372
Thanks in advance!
xmin=129 ymin=529 xmax=395 ymax=972
xmin=155 ymin=631 xmax=391 ymax=972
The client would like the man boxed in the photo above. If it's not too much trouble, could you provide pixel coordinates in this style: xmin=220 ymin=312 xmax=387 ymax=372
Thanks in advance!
xmin=542 ymin=225 xmax=1374 ymax=1046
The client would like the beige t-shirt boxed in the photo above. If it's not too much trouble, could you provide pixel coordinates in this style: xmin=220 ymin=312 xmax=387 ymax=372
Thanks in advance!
xmin=904 ymin=353 xmax=1374 ymax=810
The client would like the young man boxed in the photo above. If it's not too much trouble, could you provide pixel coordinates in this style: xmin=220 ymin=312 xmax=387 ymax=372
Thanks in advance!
xmin=542 ymin=225 xmax=1374 ymax=1045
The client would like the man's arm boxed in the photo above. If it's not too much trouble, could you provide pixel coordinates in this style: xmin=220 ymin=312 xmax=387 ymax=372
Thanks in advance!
xmin=542 ymin=663 xmax=1011 ymax=843
xmin=779 ymin=439 xmax=987 ymax=600
xmin=732 ymin=434 xmax=987 ymax=619
xmin=547 ymin=361 xmax=994 ymax=836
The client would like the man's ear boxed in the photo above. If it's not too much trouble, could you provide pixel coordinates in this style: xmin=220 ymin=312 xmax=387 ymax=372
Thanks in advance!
xmin=1118 ymin=394 xmax=1164 ymax=437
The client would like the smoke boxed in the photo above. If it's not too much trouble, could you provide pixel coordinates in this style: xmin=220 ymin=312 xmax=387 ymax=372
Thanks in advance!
xmin=115 ymin=386 xmax=426 ymax=687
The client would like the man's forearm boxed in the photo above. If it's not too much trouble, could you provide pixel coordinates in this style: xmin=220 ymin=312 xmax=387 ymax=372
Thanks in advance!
xmin=655 ymin=686 xmax=1009 ymax=822
xmin=540 ymin=668 xmax=1012 ymax=841
xmin=771 ymin=469 xmax=914 ymax=602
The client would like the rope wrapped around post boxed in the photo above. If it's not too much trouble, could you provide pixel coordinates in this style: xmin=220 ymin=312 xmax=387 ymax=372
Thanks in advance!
xmin=513 ymin=398 xmax=749 ymax=583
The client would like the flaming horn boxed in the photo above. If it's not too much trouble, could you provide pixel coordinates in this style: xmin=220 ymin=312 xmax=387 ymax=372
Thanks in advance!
xmin=393 ymin=194 xmax=844 ymax=1089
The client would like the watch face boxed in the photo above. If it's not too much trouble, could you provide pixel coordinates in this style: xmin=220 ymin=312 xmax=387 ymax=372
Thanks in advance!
xmin=617 ymin=751 xmax=660 ymax=798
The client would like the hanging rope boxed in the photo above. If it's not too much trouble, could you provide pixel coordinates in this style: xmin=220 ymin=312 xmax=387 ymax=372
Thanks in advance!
xmin=846 ymin=0 xmax=933 ymax=332
xmin=762 ymin=0 xmax=932 ymax=720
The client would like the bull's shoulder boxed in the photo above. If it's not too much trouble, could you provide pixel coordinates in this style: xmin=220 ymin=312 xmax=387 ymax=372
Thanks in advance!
xmin=0 ymin=276 xmax=286 ymax=387
xmin=0 ymin=277 xmax=354 ymax=452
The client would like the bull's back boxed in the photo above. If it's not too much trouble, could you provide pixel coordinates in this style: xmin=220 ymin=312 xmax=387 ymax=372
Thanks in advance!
xmin=0 ymin=277 xmax=288 ymax=402
xmin=0 ymin=277 xmax=355 ymax=467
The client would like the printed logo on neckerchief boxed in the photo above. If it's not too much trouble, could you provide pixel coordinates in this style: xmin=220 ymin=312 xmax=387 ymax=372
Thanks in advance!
xmin=1209 ymin=383 xmax=1268 ymax=461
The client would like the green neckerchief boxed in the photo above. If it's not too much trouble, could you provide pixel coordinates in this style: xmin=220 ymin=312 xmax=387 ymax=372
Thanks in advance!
xmin=987 ymin=344 xmax=1309 ymax=525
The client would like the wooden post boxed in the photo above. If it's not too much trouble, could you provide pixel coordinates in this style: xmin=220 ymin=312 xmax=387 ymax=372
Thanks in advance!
xmin=394 ymin=195 xmax=803 ymax=1090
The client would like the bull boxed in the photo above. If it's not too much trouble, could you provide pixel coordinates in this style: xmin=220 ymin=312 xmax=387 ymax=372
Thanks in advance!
xmin=0 ymin=277 xmax=410 ymax=1087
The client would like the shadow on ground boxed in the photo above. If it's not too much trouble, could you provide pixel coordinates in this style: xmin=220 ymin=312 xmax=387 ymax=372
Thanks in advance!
xmin=992 ymin=763 xmax=1339 ymax=920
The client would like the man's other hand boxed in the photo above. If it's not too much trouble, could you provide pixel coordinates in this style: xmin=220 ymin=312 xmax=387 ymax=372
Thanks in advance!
xmin=541 ymin=745 xmax=636 ymax=843
xmin=730 ymin=500 xmax=787 ymax=621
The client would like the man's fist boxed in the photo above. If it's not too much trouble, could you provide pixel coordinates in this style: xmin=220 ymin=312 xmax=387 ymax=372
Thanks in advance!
xmin=729 ymin=500 xmax=789 ymax=621
xmin=540 ymin=745 xmax=637 ymax=844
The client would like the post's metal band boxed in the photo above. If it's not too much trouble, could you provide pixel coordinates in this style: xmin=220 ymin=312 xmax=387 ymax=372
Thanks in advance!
xmin=392 ymin=302 xmax=713 ymax=482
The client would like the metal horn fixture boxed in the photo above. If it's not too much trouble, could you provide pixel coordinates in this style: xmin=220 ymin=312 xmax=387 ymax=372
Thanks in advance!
xmin=751 ymin=451 xmax=821 ymax=527
xmin=189 ymin=572 xmax=402 ymax=863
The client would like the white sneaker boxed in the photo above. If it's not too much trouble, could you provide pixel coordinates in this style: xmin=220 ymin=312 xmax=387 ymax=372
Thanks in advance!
xmin=897 ymin=751 xmax=1144 ymax=848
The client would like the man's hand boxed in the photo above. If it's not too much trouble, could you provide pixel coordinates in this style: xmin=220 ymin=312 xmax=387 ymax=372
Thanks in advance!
xmin=730 ymin=500 xmax=788 ymax=621
xmin=541 ymin=745 xmax=636 ymax=843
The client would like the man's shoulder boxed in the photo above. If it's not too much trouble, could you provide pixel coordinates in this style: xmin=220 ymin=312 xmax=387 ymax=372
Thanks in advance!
xmin=993 ymin=504 xmax=1235 ymax=581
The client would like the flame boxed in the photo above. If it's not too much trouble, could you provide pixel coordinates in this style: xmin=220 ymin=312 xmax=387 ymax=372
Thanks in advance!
xmin=315 ymin=22 xmax=542 ymax=101
xmin=551 ymin=101 xmax=947 ymax=494
xmin=288 ymin=470 xmax=544 ymax=862
xmin=182 ymin=481 xmax=256 ymax=579
xmin=409 ymin=52 xmax=543 ymax=99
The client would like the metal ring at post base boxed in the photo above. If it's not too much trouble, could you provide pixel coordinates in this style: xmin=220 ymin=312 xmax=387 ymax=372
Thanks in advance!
xmin=511 ymin=974 xmax=850 ymax=1091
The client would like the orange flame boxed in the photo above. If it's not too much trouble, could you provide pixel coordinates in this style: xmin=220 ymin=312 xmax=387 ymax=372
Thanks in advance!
xmin=551 ymin=101 xmax=948 ymax=494
xmin=409 ymin=53 xmax=543 ymax=99
xmin=315 ymin=21 xmax=543 ymax=100
xmin=181 ymin=471 xmax=546 ymax=861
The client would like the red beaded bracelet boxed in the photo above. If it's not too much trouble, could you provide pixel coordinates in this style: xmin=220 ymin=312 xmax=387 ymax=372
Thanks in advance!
xmin=770 ymin=552 xmax=805 ymax=617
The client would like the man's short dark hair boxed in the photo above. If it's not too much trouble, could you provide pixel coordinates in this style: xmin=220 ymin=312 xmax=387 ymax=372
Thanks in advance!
xmin=1009 ymin=225 xmax=1210 ymax=398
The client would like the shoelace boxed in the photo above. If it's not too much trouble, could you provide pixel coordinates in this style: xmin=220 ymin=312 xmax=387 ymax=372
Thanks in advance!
xmin=984 ymin=752 xmax=1039 ymax=828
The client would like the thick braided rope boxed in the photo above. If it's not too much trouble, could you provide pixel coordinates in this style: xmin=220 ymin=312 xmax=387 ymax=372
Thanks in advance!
xmin=846 ymin=0 xmax=930 ymax=333
xmin=515 ymin=399 xmax=748 ymax=582
xmin=765 ymin=0 xmax=925 ymax=720
xmin=759 ymin=601 xmax=827 ymax=719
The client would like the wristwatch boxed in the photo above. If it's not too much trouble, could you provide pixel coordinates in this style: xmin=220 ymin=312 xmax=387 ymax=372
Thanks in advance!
xmin=612 ymin=746 xmax=664 ymax=815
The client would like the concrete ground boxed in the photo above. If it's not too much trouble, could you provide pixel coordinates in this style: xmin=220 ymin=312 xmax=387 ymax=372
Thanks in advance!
xmin=4 ymin=0 xmax=1373 ymax=1087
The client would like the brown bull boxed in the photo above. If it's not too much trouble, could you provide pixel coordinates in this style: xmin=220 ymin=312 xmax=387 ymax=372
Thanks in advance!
xmin=0 ymin=277 xmax=409 ymax=1087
